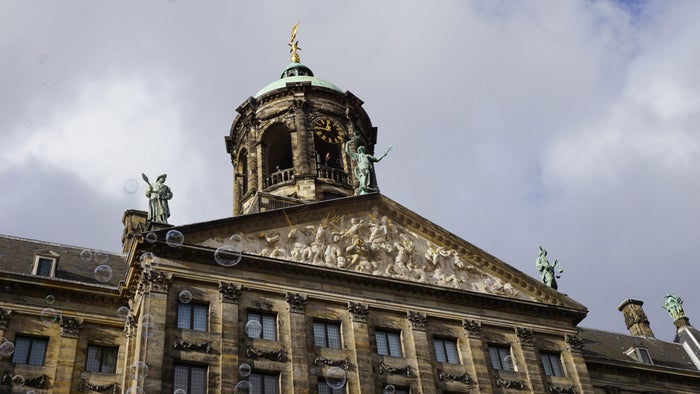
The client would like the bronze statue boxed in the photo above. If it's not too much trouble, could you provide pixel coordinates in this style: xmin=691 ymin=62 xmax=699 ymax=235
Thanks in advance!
xmin=536 ymin=246 xmax=562 ymax=290
xmin=663 ymin=294 xmax=685 ymax=321
xmin=143 ymin=173 xmax=173 ymax=224
xmin=345 ymin=138 xmax=393 ymax=195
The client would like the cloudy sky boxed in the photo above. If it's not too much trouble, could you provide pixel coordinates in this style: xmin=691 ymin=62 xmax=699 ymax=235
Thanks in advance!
xmin=1 ymin=0 xmax=698 ymax=341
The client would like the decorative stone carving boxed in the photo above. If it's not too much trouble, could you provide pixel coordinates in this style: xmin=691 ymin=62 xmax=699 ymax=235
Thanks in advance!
xmin=547 ymin=383 xmax=577 ymax=393
xmin=495 ymin=377 xmax=526 ymax=389
xmin=1 ymin=373 xmax=47 ymax=389
xmin=78 ymin=379 xmax=116 ymax=392
xmin=348 ymin=302 xmax=369 ymax=323
xmin=172 ymin=336 xmax=212 ymax=354
xmin=60 ymin=316 xmax=83 ymax=338
xmin=124 ymin=315 xmax=137 ymax=338
xmin=463 ymin=319 xmax=482 ymax=337
xmin=245 ymin=344 xmax=288 ymax=362
xmin=219 ymin=281 xmax=242 ymax=303
xmin=377 ymin=361 xmax=411 ymax=377
xmin=516 ymin=327 xmax=534 ymax=345
xmin=407 ymin=311 xmax=427 ymax=331
xmin=138 ymin=270 xmax=173 ymax=294
xmin=438 ymin=370 xmax=474 ymax=385
xmin=286 ymin=292 xmax=307 ymax=313
xmin=565 ymin=334 xmax=585 ymax=350
xmin=0 ymin=308 xmax=11 ymax=329
xmin=313 ymin=355 xmax=352 ymax=370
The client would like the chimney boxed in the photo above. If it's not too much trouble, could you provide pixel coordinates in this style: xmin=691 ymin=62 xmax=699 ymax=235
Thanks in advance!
xmin=618 ymin=299 xmax=655 ymax=338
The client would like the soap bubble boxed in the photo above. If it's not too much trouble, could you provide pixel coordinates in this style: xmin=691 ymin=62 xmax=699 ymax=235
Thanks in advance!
xmin=384 ymin=385 xmax=396 ymax=394
xmin=325 ymin=367 xmax=346 ymax=389
xmin=178 ymin=290 xmax=192 ymax=304
xmin=174 ymin=390 xmax=186 ymax=394
xmin=145 ymin=232 xmax=157 ymax=243
xmin=129 ymin=361 xmax=148 ymax=380
xmin=503 ymin=355 xmax=513 ymax=369
xmin=45 ymin=295 xmax=55 ymax=305
xmin=37 ymin=54 xmax=47 ymax=64
xmin=94 ymin=252 xmax=109 ymax=264
xmin=123 ymin=179 xmax=139 ymax=194
xmin=79 ymin=250 xmax=93 ymax=262
xmin=139 ymin=252 xmax=156 ymax=268
xmin=234 ymin=381 xmax=252 ymax=393
xmin=41 ymin=77 xmax=52 ymax=86
xmin=229 ymin=234 xmax=243 ymax=244
xmin=166 ymin=230 xmax=184 ymax=247
xmin=125 ymin=387 xmax=144 ymax=394
xmin=214 ymin=246 xmax=242 ymax=267
xmin=40 ymin=308 xmax=60 ymax=324
xmin=238 ymin=363 xmax=251 ymax=377
xmin=142 ymin=314 xmax=155 ymax=338
xmin=245 ymin=320 xmax=262 ymax=338
xmin=94 ymin=264 xmax=113 ymax=282
xmin=0 ymin=339 xmax=15 ymax=357
xmin=117 ymin=306 xmax=130 ymax=319
xmin=24 ymin=121 xmax=32 ymax=128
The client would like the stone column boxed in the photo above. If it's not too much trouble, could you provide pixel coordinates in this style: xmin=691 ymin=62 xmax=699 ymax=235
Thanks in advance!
xmin=286 ymin=292 xmax=309 ymax=393
xmin=292 ymin=96 xmax=312 ymax=176
xmin=347 ymin=302 xmax=373 ymax=392
xmin=564 ymin=333 xmax=595 ymax=393
xmin=406 ymin=311 xmax=436 ymax=394
xmin=513 ymin=327 xmax=545 ymax=393
xmin=53 ymin=316 xmax=83 ymax=392
xmin=247 ymin=134 xmax=259 ymax=194
xmin=219 ymin=282 xmax=242 ymax=391
xmin=463 ymin=320 xmax=493 ymax=394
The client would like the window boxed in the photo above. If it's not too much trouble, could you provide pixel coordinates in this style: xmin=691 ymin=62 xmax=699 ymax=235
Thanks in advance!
xmin=86 ymin=345 xmax=118 ymax=373
xmin=12 ymin=336 xmax=48 ymax=365
xmin=626 ymin=347 xmax=653 ymax=364
xmin=249 ymin=372 xmax=279 ymax=394
xmin=540 ymin=352 xmax=564 ymax=376
xmin=174 ymin=363 xmax=207 ymax=394
xmin=314 ymin=321 xmax=341 ymax=349
xmin=177 ymin=302 xmax=208 ymax=331
xmin=434 ymin=337 xmax=459 ymax=364
xmin=376 ymin=330 xmax=402 ymax=357
xmin=33 ymin=256 xmax=56 ymax=277
xmin=318 ymin=381 xmax=345 ymax=394
xmin=247 ymin=311 xmax=276 ymax=340
xmin=488 ymin=345 xmax=514 ymax=371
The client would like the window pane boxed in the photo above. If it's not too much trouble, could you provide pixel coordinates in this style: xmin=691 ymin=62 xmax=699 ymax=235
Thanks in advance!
xmin=387 ymin=332 xmax=401 ymax=357
xmin=174 ymin=365 xmax=189 ymax=391
xmin=178 ymin=303 xmax=191 ymax=329
xmin=262 ymin=314 xmax=276 ymax=340
xmin=434 ymin=339 xmax=447 ymax=363
xmin=445 ymin=340 xmax=459 ymax=364
xmin=190 ymin=366 xmax=207 ymax=394
xmin=192 ymin=304 xmax=208 ymax=331
xmin=86 ymin=346 xmax=101 ymax=372
xmin=28 ymin=339 xmax=47 ymax=365
xmin=36 ymin=258 xmax=52 ymax=276
xmin=318 ymin=382 xmax=344 ymax=394
xmin=250 ymin=373 xmax=262 ymax=394
xmin=376 ymin=332 xmax=389 ymax=355
xmin=101 ymin=347 xmax=117 ymax=373
xmin=638 ymin=349 xmax=652 ymax=364
xmin=327 ymin=324 xmax=341 ymax=349
xmin=541 ymin=354 xmax=553 ymax=375
xmin=12 ymin=338 xmax=31 ymax=364
xmin=263 ymin=375 xmax=278 ymax=394
xmin=314 ymin=322 xmax=327 ymax=347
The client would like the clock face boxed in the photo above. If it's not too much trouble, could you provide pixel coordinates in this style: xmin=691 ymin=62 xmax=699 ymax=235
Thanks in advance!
xmin=312 ymin=117 xmax=345 ymax=144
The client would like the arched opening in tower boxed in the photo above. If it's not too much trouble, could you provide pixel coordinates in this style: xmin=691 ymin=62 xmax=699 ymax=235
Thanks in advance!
xmin=262 ymin=124 xmax=294 ymax=189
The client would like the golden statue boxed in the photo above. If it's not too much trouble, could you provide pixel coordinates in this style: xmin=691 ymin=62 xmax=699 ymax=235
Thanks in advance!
xmin=288 ymin=21 xmax=301 ymax=63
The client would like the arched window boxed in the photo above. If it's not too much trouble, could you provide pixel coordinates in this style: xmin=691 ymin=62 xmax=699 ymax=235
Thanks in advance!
xmin=262 ymin=124 xmax=294 ymax=189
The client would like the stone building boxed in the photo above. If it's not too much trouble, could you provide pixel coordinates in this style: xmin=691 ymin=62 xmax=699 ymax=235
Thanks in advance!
xmin=2 ymin=34 xmax=700 ymax=394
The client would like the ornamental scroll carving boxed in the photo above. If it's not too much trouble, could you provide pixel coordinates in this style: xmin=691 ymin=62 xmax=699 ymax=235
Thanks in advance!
xmin=78 ymin=379 xmax=116 ymax=392
xmin=547 ymin=383 xmax=577 ymax=393
xmin=348 ymin=302 xmax=369 ymax=322
xmin=137 ymin=270 xmax=172 ymax=294
xmin=60 ymin=316 xmax=83 ymax=338
xmin=313 ymin=356 xmax=352 ymax=370
xmin=124 ymin=315 xmax=136 ymax=338
xmin=516 ymin=327 xmax=534 ymax=345
xmin=1 ymin=373 xmax=47 ymax=389
xmin=172 ymin=336 xmax=212 ymax=354
xmin=463 ymin=319 xmax=482 ymax=337
xmin=219 ymin=281 xmax=242 ymax=303
xmin=245 ymin=344 xmax=288 ymax=362
xmin=286 ymin=293 xmax=307 ymax=313
xmin=438 ymin=370 xmax=474 ymax=385
xmin=377 ymin=361 xmax=412 ymax=377
xmin=565 ymin=334 xmax=584 ymax=350
xmin=202 ymin=207 xmax=528 ymax=300
xmin=407 ymin=311 xmax=427 ymax=331
xmin=495 ymin=377 xmax=526 ymax=390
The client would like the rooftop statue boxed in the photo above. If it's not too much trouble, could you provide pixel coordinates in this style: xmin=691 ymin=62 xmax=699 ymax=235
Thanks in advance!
xmin=663 ymin=294 xmax=685 ymax=321
xmin=143 ymin=173 xmax=173 ymax=224
xmin=536 ymin=246 xmax=563 ymax=290
xmin=288 ymin=21 xmax=301 ymax=63
xmin=345 ymin=136 xmax=393 ymax=195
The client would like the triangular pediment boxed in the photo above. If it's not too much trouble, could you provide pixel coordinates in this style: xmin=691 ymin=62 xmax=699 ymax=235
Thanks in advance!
xmin=172 ymin=194 xmax=585 ymax=311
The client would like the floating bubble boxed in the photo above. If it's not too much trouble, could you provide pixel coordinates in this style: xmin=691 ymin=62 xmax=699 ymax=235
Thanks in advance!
xmin=94 ymin=252 xmax=109 ymax=264
xmin=141 ymin=314 xmax=154 ymax=338
xmin=41 ymin=77 xmax=52 ymax=86
xmin=125 ymin=387 xmax=144 ymax=394
xmin=228 ymin=234 xmax=243 ymax=244
xmin=503 ymin=355 xmax=513 ymax=369
xmin=45 ymin=295 xmax=55 ymax=305
xmin=37 ymin=54 xmax=47 ymax=64
xmin=123 ymin=179 xmax=139 ymax=194
xmin=214 ymin=246 xmax=242 ymax=267
xmin=40 ymin=308 xmax=60 ymax=324
xmin=139 ymin=252 xmax=156 ymax=269
xmin=79 ymin=250 xmax=93 ymax=262
xmin=11 ymin=374 xmax=25 ymax=386
xmin=23 ymin=121 xmax=32 ymax=128
xmin=234 ymin=381 xmax=252 ymax=393
xmin=0 ymin=339 xmax=15 ymax=357
xmin=166 ymin=230 xmax=184 ymax=247
xmin=117 ymin=306 xmax=130 ymax=319
xmin=129 ymin=361 xmax=148 ymax=380
xmin=383 ymin=385 xmax=396 ymax=394
xmin=238 ymin=363 xmax=251 ymax=377
xmin=325 ymin=366 xmax=347 ymax=389
xmin=145 ymin=232 xmax=157 ymax=243
xmin=245 ymin=320 xmax=262 ymax=338
xmin=178 ymin=290 xmax=192 ymax=304
xmin=94 ymin=264 xmax=113 ymax=282
xmin=174 ymin=390 xmax=186 ymax=394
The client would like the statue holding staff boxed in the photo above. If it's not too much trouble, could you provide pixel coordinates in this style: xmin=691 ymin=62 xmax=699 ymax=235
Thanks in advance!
xmin=143 ymin=173 xmax=173 ymax=224
xmin=536 ymin=246 xmax=563 ymax=290
xmin=345 ymin=136 xmax=393 ymax=195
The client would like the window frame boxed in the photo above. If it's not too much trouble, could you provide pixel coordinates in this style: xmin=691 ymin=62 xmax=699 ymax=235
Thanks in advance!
xmin=249 ymin=371 xmax=279 ymax=394
xmin=488 ymin=344 xmax=515 ymax=371
xmin=247 ymin=311 xmax=277 ymax=341
xmin=85 ymin=344 xmax=118 ymax=373
xmin=313 ymin=320 xmax=342 ymax=349
xmin=32 ymin=255 xmax=57 ymax=277
xmin=625 ymin=347 xmax=653 ymax=365
xmin=317 ymin=381 xmax=345 ymax=394
xmin=177 ymin=302 xmax=209 ymax=331
xmin=375 ymin=329 xmax=403 ymax=357
xmin=12 ymin=335 xmax=49 ymax=366
xmin=173 ymin=362 xmax=208 ymax=394
xmin=539 ymin=351 xmax=565 ymax=377
xmin=433 ymin=337 xmax=460 ymax=364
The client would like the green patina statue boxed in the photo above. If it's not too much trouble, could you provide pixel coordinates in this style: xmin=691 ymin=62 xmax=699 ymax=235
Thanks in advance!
xmin=536 ymin=246 xmax=563 ymax=290
xmin=663 ymin=294 xmax=685 ymax=321
xmin=143 ymin=173 xmax=173 ymax=224
xmin=344 ymin=137 xmax=393 ymax=195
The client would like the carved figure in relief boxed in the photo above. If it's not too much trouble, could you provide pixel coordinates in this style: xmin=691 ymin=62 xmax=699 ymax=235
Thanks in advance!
xmin=288 ymin=226 xmax=313 ymax=261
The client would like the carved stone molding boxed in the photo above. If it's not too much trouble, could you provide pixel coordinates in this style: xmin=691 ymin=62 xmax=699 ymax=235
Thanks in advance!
xmin=377 ymin=361 xmax=412 ymax=377
xmin=219 ymin=281 xmax=242 ymax=303
xmin=407 ymin=311 xmax=427 ymax=331
xmin=138 ymin=270 xmax=173 ymax=294
xmin=438 ymin=370 xmax=474 ymax=385
xmin=172 ymin=336 xmax=212 ymax=354
xmin=245 ymin=344 xmax=288 ymax=362
xmin=1 ymin=373 xmax=47 ymax=389
xmin=286 ymin=292 xmax=307 ymax=313
xmin=313 ymin=355 xmax=352 ymax=370
xmin=463 ymin=319 xmax=482 ymax=337
xmin=565 ymin=334 xmax=585 ymax=351
xmin=547 ymin=383 xmax=577 ymax=393
xmin=348 ymin=302 xmax=369 ymax=323
xmin=123 ymin=315 xmax=136 ymax=338
xmin=0 ymin=308 xmax=11 ymax=329
xmin=495 ymin=377 xmax=526 ymax=390
xmin=516 ymin=327 xmax=534 ymax=345
xmin=60 ymin=316 xmax=83 ymax=338
xmin=78 ymin=379 xmax=116 ymax=392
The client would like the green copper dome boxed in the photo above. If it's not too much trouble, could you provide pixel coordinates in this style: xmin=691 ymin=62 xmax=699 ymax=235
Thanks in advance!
xmin=255 ymin=62 xmax=342 ymax=97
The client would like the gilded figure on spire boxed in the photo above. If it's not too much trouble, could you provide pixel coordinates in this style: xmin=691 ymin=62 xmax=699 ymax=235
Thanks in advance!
xmin=289 ymin=21 xmax=301 ymax=63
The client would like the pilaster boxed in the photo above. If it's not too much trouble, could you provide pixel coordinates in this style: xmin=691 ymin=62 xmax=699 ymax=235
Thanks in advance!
xmin=286 ymin=292 xmax=309 ymax=393
xmin=514 ymin=327 xmax=545 ymax=393
xmin=219 ymin=282 xmax=242 ymax=391
xmin=348 ymin=302 xmax=373 ymax=392
xmin=292 ymin=96 xmax=312 ymax=176
xmin=53 ymin=316 xmax=82 ymax=392
xmin=564 ymin=333 xmax=595 ymax=393
xmin=406 ymin=311 xmax=435 ymax=394
xmin=463 ymin=320 xmax=493 ymax=394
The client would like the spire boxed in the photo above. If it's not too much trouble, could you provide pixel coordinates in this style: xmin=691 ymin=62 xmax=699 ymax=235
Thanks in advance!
xmin=288 ymin=21 xmax=301 ymax=63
